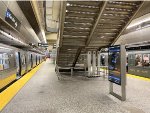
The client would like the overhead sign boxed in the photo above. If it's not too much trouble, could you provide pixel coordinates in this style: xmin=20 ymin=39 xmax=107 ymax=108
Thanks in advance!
xmin=5 ymin=9 xmax=21 ymax=31
xmin=38 ymin=43 xmax=48 ymax=47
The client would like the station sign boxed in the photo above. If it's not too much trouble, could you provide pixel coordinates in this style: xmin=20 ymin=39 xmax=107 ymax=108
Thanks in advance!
xmin=5 ymin=9 xmax=21 ymax=31
xmin=38 ymin=43 xmax=49 ymax=47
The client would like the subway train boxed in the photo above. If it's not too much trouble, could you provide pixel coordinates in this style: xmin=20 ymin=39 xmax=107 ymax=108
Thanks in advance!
xmin=127 ymin=46 xmax=150 ymax=78
xmin=99 ymin=45 xmax=150 ymax=78
xmin=0 ymin=43 xmax=45 ymax=91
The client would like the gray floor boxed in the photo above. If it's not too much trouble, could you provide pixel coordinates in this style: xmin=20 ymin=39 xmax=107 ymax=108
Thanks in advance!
xmin=1 ymin=59 xmax=150 ymax=113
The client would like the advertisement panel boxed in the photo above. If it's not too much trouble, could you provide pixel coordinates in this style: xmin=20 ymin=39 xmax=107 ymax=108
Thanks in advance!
xmin=108 ymin=46 xmax=121 ymax=85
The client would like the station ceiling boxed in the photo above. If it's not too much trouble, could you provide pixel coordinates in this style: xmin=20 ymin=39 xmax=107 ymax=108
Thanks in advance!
xmin=27 ymin=1 xmax=150 ymax=60
xmin=56 ymin=1 xmax=145 ymax=67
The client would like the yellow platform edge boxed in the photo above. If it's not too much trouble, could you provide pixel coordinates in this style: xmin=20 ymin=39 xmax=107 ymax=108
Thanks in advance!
xmin=0 ymin=63 xmax=43 ymax=111
xmin=127 ymin=73 xmax=150 ymax=82
xmin=100 ymin=68 xmax=150 ymax=82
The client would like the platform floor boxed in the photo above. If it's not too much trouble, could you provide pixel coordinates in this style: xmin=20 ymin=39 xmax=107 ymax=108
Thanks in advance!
xmin=1 ymin=59 xmax=150 ymax=113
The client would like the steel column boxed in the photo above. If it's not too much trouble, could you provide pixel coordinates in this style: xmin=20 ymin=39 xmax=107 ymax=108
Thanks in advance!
xmin=87 ymin=51 xmax=92 ymax=76
xmin=92 ymin=51 xmax=96 ymax=75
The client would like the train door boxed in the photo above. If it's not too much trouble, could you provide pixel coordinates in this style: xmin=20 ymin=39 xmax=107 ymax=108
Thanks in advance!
xmin=39 ymin=56 xmax=40 ymax=64
xmin=31 ymin=54 xmax=33 ymax=68
xmin=24 ymin=54 xmax=28 ymax=72
xmin=15 ymin=52 xmax=21 ymax=78
xmin=27 ymin=53 xmax=30 ymax=70
xmin=36 ymin=55 xmax=37 ymax=65
xmin=20 ymin=54 xmax=26 ymax=75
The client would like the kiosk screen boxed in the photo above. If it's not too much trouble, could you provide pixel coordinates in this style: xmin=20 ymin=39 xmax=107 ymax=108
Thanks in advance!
xmin=108 ymin=46 xmax=121 ymax=85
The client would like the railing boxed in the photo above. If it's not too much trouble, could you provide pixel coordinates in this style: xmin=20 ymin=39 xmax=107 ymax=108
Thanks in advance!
xmin=55 ymin=65 xmax=73 ymax=80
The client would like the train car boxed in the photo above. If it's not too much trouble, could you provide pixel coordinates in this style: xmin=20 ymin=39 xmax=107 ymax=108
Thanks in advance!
xmin=128 ymin=49 xmax=150 ymax=78
xmin=0 ymin=43 xmax=45 ymax=90
xmin=0 ymin=44 xmax=18 ymax=89
xmin=98 ymin=46 xmax=150 ymax=78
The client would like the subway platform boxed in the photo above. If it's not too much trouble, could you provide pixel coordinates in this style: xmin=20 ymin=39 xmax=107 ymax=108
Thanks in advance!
xmin=1 ymin=59 xmax=150 ymax=113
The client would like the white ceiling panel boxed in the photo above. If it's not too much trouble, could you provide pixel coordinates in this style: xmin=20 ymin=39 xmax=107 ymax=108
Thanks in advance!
xmin=46 ymin=1 xmax=53 ymax=8
xmin=46 ymin=1 xmax=61 ymax=32
xmin=46 ymin=8 xmax=52 ymax=15
xmin=52 ymin=1 xmax=61 ymax=20
xmin=47 ymin=15 xmax=52 ymax=19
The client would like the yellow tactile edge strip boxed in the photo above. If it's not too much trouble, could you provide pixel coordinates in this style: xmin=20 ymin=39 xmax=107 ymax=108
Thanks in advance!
xmin=100 ymin=68 xmax=150 ymax=82
xmin=127 ymin=74 xmax=150 ymax=82
xmin=0 ymin=63 xmax=43 ymax=111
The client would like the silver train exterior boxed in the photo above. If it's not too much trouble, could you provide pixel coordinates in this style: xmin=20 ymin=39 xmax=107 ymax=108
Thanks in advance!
xmin=0 ymin=43 xmax=45 ymax=90
xmin=127 ymin=50 xmax=150 ymax=78
xmin=100 ymin=49 xmax=150 ymax=78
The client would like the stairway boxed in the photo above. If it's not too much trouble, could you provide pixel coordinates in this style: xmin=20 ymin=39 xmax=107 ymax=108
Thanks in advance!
xmin=57 ymin=1 xmax=144 ymax=68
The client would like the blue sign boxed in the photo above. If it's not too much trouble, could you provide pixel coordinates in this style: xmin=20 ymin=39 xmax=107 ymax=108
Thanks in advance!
xmin=108 ymin=46 xmax=121 ymax=85
xmin=5 ymin=9 xmax=21 ymax=31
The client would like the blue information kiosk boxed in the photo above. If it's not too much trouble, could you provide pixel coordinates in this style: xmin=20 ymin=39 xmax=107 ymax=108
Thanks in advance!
xmin=108 ymin=45 xmax=126 ymax=101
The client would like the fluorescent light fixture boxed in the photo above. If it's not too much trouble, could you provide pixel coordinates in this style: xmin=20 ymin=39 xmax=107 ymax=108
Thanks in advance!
xmin=101 ymin=36 xmax=104 ymax=38
xmin=67 ymin=3 xmax=70 ymax=6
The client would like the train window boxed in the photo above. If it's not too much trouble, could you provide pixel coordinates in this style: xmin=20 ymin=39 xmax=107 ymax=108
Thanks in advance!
xmin=143 ymin=54 xmax=150 ymax=67
xmin=135 ymin=54 xmax=142 ymax=67
xmin=0 ymin=54 xmax=3 ymax=70
xmin=21 ymin=55 xmax=26 ymax=65
xmin=129 ymin=54 xmax=134 ymax=59
xmin=0 ymin=53 xmax=10 ymax=70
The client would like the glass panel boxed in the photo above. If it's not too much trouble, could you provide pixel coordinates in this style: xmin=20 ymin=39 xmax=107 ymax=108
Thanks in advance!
xmin=0 ymin=53 xmax=10 ymax=70
xmin=0 ymin=54 xmax=4 ymax=71
xmin=143 ymin=54 xmax=150 ymax=67
xmin=21 ymin=55 xmax=26 ymax=65
xmin=135 ymin=54 xmax=142 ymax=66
xmin=3 ymin=53 xmax=10 ymax=69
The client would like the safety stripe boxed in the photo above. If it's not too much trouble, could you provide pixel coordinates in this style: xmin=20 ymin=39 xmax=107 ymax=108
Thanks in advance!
xmin=127 ymin=74 xmax=150 ymax=82
xmin=0 ymin=63 xmax=43 ymax=111
xmin=100 ymin=68 xmax=150 ymax=82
